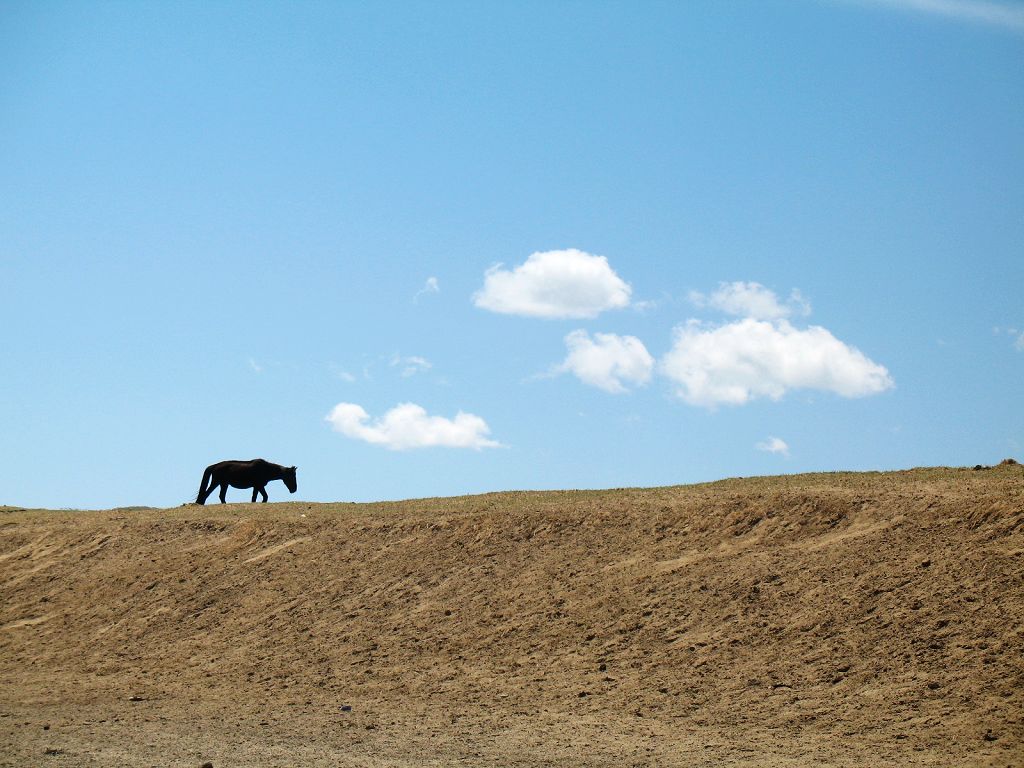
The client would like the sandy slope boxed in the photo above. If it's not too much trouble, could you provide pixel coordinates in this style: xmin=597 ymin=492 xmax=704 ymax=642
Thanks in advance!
xmin=1 ymin=466 xmax=1022 ymax=767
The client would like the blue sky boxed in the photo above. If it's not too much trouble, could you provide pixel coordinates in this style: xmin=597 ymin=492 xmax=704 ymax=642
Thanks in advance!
xmin=2 ymin=0 xmax=1022 ymax=508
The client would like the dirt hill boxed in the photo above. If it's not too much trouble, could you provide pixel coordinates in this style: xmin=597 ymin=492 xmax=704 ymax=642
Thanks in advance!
xmin=2 ymin=466 xmax=1022 ymax=767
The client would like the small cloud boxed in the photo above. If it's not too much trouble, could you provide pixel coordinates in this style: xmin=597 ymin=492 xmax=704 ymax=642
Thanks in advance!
xmin=325 ymin=402 xmax=502 ymax=450
xmin=557 ymin=330 xmax=654 ymax=394
xmin=788 ymin=288 xmax=812 ymax=317
xmin=414 ymin=276 xmax=440 ymax=303
xmin=849 ymin=0 xmax=1024 ymax=34
xmin=632 ymin=298 xmax=660 ymax=314
xmin=689 ymin=281 xmax=809 ymax=320
xmin=248 ymin=358 xmax=264 ymax=373
xmin=756 ymin=436 xmax=790 ymax=457
xmin=329 ymin=362 xmax=363 ymax=382
xmin=660 ymin=318 xmax=893 ymax=408
xmin=390 ymin=354 xmax=432 ymax=378
xmin=994 ymin=326 xmax=1024 ymax=351
xmin=473 ymin=248 xmax=632 ymax=319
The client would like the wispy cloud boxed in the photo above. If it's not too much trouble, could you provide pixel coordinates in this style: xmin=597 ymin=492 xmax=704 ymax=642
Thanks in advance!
xmin=844 ymin=0 xmax=1024 ymax=32
xmin=756 ymin=436 xmax=791 ymax=457
xmin=632 ymin=298 xmax=661 ymax=314
xmin=414 ymin=276 xmax=440 ymax=303
xmin=325 ymin=402 xmax=501 ymax=450
xmin=1010 ymin=328 xmax=1024 ymax=351
xmin=993 ymin=326 xmax=1024 ymax=350
xmin=390 ymin=354 xmax=432 ymax=378
xmin=329 ymin=362 xmax=364 ymax=382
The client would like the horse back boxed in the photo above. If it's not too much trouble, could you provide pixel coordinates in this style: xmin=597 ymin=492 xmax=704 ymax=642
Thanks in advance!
xmin=210 ymin=459 xmax=282 ymax=481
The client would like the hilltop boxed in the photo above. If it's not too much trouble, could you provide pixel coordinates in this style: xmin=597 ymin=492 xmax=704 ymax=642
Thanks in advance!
xmin=1 ymin=466 xmax=1022 ymax=767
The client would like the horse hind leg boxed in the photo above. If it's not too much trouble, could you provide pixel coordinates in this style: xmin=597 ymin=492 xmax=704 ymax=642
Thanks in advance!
xmin=219 ymin=483 xmax=228 ymax=504
xmin=251 ymin=487 xmax=259 ymax=503
xmin=258 ymin=486 xmax=268 ymax=503
xmin=198 ymin=483 xmax=216 ymax=505
xmin=196 ymin=467 xmax=214 ymax=504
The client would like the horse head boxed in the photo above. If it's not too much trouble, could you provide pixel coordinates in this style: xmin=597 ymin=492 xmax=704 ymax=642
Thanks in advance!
xmin=283 ymin=465 xmax=298 ymax=494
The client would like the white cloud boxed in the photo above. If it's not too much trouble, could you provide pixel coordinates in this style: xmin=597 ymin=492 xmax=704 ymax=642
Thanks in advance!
xmin=557 ymin=330 xmax=654 ymax=394
xmin=993 ymin=326 xmax=1024 ymax=351
xmin=660 ymin=318 xmax=894 ymax=408
xmin=328 ymin=363 xmax=359 ymax=382
xmin=1005 ymin=327 xmax=1024 ymax=351
xmin=632 ymin=298 xmax=661 ymax=314
xmin=414 ymin=276 xmax=440 ymax=302
xmin=325 ymin=402 xmax=502 ymax=450
xmin=689 ymin=281 xmax=810 ymax=320
xmin=756 ymin=436 xmax=790 ymax=457
xmin=788 ymin=289 xmax=812 ymax=317
xmin=850 ymin=0 xmax=1024 ymax=32
xmin=473 ymin=249 xmax=632 ymax=319
xmin=390 ymin=354 xmax=432 ymax=378
xmin=248 ymin=358 xmax=264 ymax=373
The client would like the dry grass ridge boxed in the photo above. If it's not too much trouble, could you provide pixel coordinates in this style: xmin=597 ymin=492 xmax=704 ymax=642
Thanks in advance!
xmin=1 ymin=466 xmax=1022 ymax=766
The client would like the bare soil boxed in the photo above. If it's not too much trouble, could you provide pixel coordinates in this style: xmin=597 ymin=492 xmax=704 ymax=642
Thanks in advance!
xmin=2 ymin=466 xmax=1022 ymax=767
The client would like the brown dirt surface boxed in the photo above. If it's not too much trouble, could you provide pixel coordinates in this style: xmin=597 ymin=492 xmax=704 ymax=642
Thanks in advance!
xmin=2 ymin=466 xmax=1022 ymax=767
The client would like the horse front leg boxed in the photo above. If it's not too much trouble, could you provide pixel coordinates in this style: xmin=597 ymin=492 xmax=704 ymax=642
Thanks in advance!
xmin=251 ymin=487 xmax=259 ymax=503
xmin=258 ymin=486 xmax=268 ymax=503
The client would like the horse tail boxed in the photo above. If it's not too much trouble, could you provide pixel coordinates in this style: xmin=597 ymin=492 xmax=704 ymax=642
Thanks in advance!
xmin=196 ymin=465 xmax=214 ymax=504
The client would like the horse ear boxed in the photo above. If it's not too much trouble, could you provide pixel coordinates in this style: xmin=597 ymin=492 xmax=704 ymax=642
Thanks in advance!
xmin=291 ymin=466 xmax=297 ymax=470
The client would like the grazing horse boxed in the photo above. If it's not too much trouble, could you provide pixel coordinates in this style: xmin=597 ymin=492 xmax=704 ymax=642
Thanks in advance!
xmin=195 ymin=459 xmax=297 ymax=504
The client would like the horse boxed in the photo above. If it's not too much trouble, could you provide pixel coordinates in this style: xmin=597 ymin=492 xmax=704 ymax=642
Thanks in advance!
xmin=195 ymin=459 xmax=297 ymax=504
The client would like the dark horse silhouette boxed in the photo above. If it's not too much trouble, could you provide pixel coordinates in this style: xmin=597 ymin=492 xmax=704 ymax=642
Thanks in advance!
xmin=195 ymin=459 xmax=297 ymax=504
